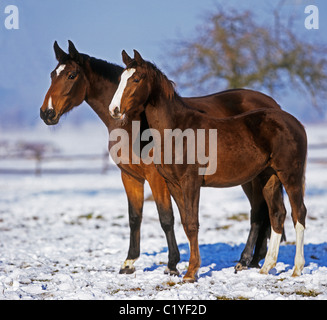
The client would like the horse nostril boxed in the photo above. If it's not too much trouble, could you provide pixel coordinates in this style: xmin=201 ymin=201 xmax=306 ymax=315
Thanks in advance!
xmin=40 ymin=108 xmax=56 ymax=121
xmin=46 ymin=109 xmax=56 ymax=119
xmin=113 ymin=107 xmax=120 ymax=116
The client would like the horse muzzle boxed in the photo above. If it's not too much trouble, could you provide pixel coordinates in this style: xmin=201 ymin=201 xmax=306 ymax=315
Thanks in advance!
xmin=40 ymin=108 xmax=60 ymax=125
xmin=110 ymin=106 xmax=125 ymax=120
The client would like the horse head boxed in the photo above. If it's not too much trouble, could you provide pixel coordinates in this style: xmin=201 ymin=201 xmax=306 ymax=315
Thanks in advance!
xmin=40 ymin=40 xmax=89 ymax=125
xmin=108 ymin=50 xmax=175 ymax=121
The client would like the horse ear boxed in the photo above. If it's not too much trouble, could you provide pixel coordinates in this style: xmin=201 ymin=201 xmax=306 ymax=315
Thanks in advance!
xmin=54 ymin=41 xmax=68 ymax=62
xmin=122 ymin=50 xmax=133 ymax=66
xmin=133 ymin=50 xmax=144 ymax=64
xmin=68 ymin=40 xmax=83 ymax=65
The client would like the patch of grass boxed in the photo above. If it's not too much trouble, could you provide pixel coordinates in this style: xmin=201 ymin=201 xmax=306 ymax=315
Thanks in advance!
xmin=164 ymin=281 xmax=177 ymax=287
xmin=155 ymin=281 xmax=181 ymax=292
xmin=155 ymin=285 xmax=164 ymax=292
xmin=295 ymin=289 xmax=321 ymax=297
xmin=280 ymin=289 xmax=321 ymax=298
xmin=30 ymin=278 xmax=51 ymax=282
xmin=129 ymin=287 xmax=142 ymax=292
xmin=115 ymin=215 xmax=124 ymax=219
xmin=78 ymin=213 xmax=104 ymax=220
xmin=216 ymin=225 xmax=232 ymax=230
xmin=65 ymin=213 xmax=105 ymax=225
xmin=109 ymin=286 xmax=142 ymax=295
xmin=110 ymin=289 xmax=121 ymax=295
xmin=228 ymin=213 xmax=249 ymax=222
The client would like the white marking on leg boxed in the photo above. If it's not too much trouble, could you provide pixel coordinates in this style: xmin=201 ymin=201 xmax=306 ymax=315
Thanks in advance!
xmin=121 ymin=259 xmax=136 ymax=270
xmin=109 ymin=68 xmax=136 ymax=114
xmin=47 ymin=96 xmax=53 ymax=110
xmin=292 ymin=222 xmax=305 ymax=277
xmin=56 ymin=64 xmax=66 ymax=76
xmin=260 ymin=227 xmax=282 ymax=274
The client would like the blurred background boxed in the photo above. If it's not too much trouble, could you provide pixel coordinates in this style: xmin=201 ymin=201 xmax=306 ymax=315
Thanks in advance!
xmin=0 ymin=0 xmax=326 ymax=128
xmin=0 ymin=0 xmax=326 ymax=174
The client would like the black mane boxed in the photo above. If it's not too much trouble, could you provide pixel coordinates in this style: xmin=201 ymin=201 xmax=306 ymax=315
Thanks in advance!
xmin=87 ymin=55 xmax=123 ymax=84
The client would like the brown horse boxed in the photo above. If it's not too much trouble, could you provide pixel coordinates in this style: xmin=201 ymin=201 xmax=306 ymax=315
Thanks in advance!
xmin=40 ymin=41 xmax=281 ymax=275
xmin=109 ymin=50 xmax=307 ymax=282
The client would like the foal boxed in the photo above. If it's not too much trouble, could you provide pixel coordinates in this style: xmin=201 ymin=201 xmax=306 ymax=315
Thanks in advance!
xmin=109 ymin=50 xmax=307 ymax=282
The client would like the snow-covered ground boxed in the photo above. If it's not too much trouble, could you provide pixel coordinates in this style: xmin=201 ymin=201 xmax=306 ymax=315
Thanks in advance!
xmin=0 ymin=122 xmax=327 ymax=300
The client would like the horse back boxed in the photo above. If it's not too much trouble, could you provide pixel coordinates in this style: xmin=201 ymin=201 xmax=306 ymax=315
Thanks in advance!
xmin=183 ymin=88 xmax=281 ymax=118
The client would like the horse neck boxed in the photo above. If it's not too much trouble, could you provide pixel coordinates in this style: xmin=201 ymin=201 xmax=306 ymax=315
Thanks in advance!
xmin=145 ymin=94 xmax=185 ymax=132
xmin=84 ymin=64 xmax=122 ymax=128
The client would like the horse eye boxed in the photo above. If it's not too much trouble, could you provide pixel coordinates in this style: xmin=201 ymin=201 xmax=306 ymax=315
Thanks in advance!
xmin=68 ymin=72 xmax=77 ymax=80
xmin=133 ymin=78 xmax=140 ymax=83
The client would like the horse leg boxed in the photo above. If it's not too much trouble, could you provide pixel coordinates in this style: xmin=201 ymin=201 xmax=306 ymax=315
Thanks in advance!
xmin=293 ymin=215 xmax=306 ymax=277
xmin=167 ymin=179 xmax=201 ymax=283
xmin=147 ymin=171 xmax=180 ymax=275
xmin=119 ymin=171 xmax=144 ymax=274
xmin=236 ymin=180 xmax=269 ymax=271
xmin=250 ymin=211 xmax=271 ymax=268
xmin=181 ymin=179 xmax=202 ymax=283
xmin=182 ymin=196 xmax=201 ymax=282
xmin=259 ymin=174 xmax=286 ymax=275
xmin=251 ymin=183 xmax=289 ymax=267
xmin=278 ymin=176 xmax=306 ymax=277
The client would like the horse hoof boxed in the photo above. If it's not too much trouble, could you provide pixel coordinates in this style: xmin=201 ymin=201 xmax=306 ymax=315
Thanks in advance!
xmin=259 ymin=267 xmax=269 ymax=275
xmin=164 ymin=267 xmax=180 ymax=276
xmin=119 ymin=266 xmax=136 ymax=274
xmin=249 ymin=262 xmax=260 ymax=269
xmin=234 ymin=262 xmax=248 ymax=273
xmin=182 ymin=274 xmax=198 ymax=283
xmin=291 ymin=268 xmax=302 ymax=277
xmin=182 ymin=277 xmax=196 ymax=283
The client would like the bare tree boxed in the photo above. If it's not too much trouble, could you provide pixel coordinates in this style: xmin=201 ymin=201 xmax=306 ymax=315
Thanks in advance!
xmin=166 ymin=5 xmax=327 ymax=113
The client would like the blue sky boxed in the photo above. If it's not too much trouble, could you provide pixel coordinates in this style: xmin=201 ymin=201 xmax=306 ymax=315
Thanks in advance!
xmin=0 ymin=0 xmax=326 ymax=127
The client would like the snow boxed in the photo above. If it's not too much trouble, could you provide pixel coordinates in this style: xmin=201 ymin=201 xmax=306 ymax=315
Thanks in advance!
xmin=0 ymin=122 xmax=327 ymax=300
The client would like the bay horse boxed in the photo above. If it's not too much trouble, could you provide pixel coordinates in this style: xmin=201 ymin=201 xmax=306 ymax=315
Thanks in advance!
xmin=40 ymin=41 xmax=282 ymax=275
xmin=108 ymin=50 xmax=307 ymax=282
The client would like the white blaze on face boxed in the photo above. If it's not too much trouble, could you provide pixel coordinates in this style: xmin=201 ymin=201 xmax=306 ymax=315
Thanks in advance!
xmin=109 ymin=68 xmax=136 ymax=114
xmin=47 ymin=96 xmax=53 ymax=110
xmin=56 ymin=64 xmax=66 ymax=77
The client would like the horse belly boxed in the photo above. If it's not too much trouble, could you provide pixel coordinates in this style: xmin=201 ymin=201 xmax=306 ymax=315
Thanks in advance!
xmin=202 ymin=149 xmax=268 ymax=188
